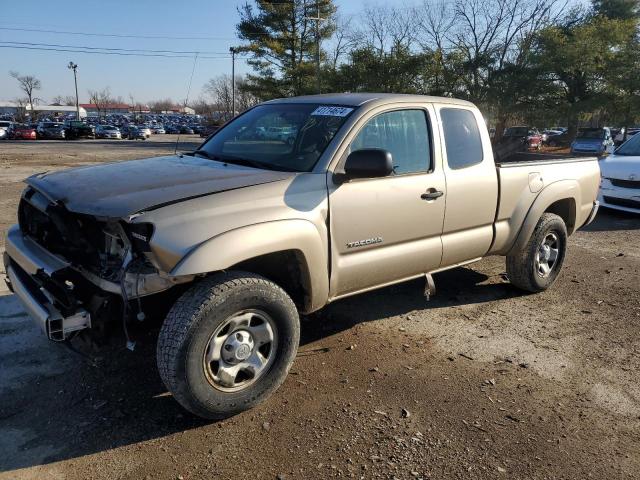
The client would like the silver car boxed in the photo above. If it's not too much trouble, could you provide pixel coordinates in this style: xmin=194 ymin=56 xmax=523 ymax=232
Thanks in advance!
xmin=96 ymin=125 xmax=122 ymax=139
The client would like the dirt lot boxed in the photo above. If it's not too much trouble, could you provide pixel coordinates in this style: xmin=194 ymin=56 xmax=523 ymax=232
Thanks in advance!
xmin=0 ymin=138 xmax=638 ymax=480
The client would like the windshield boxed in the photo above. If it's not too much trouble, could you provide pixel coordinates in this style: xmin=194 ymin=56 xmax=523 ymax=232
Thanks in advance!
xmin=198 ymin=103 xmax=355 ymax=172
xmin=577 ymin=129 xmax=605 ymax=139
xmin=614 ymin=131 xmax=640 ymax=156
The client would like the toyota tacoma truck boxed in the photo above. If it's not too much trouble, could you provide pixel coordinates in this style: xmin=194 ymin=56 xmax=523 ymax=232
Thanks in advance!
xmin=4 ymin=94 xmax=600 ymax=419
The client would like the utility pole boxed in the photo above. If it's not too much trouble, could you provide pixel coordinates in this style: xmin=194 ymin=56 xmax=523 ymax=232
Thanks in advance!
xmin=67 ymin=61 xmax=79 ymax=120
xmin=229 ymin=47 xmax=237 ymax=118
xmin=306 ymin=1 xmax=324 ymax=94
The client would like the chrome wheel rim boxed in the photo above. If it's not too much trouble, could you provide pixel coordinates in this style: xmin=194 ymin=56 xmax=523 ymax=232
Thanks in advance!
xmin=535 ymin=232 xmax=560 ymax=278
xmin=203 ymin=309 xmax=277 ymax=392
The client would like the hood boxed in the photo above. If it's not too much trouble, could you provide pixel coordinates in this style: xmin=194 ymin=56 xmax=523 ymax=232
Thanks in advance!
xmin=601 ymin=154 xmax=640 ymax=180
xmin=26 ymin=155 xmax=296 ymax=218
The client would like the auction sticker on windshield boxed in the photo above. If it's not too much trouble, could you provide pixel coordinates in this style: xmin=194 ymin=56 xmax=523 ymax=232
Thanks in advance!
xmin=311 ymin=106 xmax=354 ymax=117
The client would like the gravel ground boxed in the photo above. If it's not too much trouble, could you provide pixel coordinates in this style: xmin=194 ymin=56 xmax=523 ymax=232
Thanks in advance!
xmin=0 ymin=138 xmax=638 ymax=480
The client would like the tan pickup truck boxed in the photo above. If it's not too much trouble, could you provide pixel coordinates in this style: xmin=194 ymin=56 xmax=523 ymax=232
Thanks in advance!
xmin=4 ymin=94 xmax=600 ymax=419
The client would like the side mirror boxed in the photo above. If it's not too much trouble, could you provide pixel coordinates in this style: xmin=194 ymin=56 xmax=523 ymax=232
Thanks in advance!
xmin=341 ymin=149 xmax=393 ymax=180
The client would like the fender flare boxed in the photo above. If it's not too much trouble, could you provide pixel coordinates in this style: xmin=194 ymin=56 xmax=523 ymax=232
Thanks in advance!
xmin=170 ymin=219 xmax=329 ymax=312
xmin=507 ymin=180 xmax=580 ymax=256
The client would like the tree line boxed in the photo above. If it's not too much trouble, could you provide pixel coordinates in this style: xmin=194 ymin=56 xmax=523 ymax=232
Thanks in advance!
xmin=233 ymin=0 xmax=640 ymax=138
xmin=7 ymin=0 xmax=638 ymax=135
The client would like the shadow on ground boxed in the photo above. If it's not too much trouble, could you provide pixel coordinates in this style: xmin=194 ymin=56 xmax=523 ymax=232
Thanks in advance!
xmin=581 ymin=207 xmax=640 ymax=232
xmin=0 ymin=264 xmax=520 ymax=473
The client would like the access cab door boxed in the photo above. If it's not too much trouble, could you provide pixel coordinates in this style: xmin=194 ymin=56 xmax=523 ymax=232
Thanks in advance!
xmin=327 ymin=104 xmax=446 ymax=298
xmin=433 ymin=106 xmax=498 ymax=265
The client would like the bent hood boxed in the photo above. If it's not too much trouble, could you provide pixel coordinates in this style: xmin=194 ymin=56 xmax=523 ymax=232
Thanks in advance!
xmin=601 ymin=154 xmax=640 ymax=180
xmin=26 ymin=155 xmax=296 ymax=218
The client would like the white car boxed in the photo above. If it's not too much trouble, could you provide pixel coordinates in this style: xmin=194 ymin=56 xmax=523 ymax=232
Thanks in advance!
xmin=0 ymin=120 xmax=12 ymax=139
xmin=598 ymin=135 xmax=640 ymax=214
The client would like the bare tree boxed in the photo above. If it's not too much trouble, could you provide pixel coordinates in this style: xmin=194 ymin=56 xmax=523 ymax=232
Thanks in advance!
xmin=204 ymin=75 xmax=234 ymax=118
xmin=12 ymin=97 xmax=29 ymax=122
xmin=9 ymin=71 xmax=41 ymax=115
xmin=148 ymin=98 xmax=175 ymax=113
xmin=51 ymin=95 xmax=77 ymax=106
xmin=87 ymin=87 xmax=113 ymax=120
xmin=203 ymin=75 xmax=258 ymax=119
xmin=327 ymin=15 xmax=359 ymax=69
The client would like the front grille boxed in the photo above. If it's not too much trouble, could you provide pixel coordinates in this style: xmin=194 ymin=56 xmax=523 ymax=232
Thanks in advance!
xmin=18 ymin=189 xmax=102 ymax=266
xmin=608 ymin=178 xmax=640 ymax=189
xmin=603 ymin=196 xmax=640 ymax=210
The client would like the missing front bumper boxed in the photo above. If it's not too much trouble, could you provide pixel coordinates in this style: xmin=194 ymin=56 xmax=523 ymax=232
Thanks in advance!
xmin=5 ymin=262 xmax=91 ymax=341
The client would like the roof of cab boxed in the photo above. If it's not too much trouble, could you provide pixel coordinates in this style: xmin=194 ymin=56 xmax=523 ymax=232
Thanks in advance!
xmin=264 ymin=93 xmax=476 ymax=108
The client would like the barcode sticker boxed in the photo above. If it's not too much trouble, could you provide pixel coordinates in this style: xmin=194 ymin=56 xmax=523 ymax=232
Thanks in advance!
xmin=311 ymin=106 xmax=354 ymax=117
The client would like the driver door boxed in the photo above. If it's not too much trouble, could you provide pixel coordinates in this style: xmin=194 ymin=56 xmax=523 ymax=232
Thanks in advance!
xmin=327 ymin=107 xmax=446 ymax=297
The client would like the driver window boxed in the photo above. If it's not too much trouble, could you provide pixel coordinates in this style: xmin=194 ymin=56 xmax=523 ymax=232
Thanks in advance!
xmin=350 ymin=110 xmax=431 ymax=175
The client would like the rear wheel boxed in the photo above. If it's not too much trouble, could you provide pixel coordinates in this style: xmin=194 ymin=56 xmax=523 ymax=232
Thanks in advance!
xmin=157 ymin=272 xmax=300 ymax=419
xmin=506 ymin=213 xmax=567 ymax=292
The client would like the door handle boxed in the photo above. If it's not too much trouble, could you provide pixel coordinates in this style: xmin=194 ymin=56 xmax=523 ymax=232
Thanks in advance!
xmin=421 ymin=190 xmax=444 ymax=200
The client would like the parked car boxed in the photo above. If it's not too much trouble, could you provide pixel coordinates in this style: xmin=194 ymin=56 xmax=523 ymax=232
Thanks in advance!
xmin=120 ymin=125 xmax=131 ymax=138
xmin=95 ymin=125 xmax=122 ymax=139
xmin=495 ymin=126 xmax=540 ymax=157
xmin=179 ymin=126 xmax=194 ymax=135
xmin=165 ymin=125 xmax=181 ymax=134
xmin=526 ymin=129 xmax=543 ymax=150
xmin=63 ymin=120 xmax=95 ymax=139
xmin=138 ymin=126 xmax=152 ymax=138
xmin=0 ymin=120 xmax=12 ymax=139
xmin=571 ymin=127 xmax=614 ymax=155
xmin=598 ymin=133 xmax=640 ymax=214
xmin=151 ymin=126 xmax=166 ymax=134
xmin=127 ymin=126 xmax=148 ymax=140
xmin=8 ymin=124 xmax=37 ymax=140
xmin=542 ymin=129 xmax=562 ymax=144
xmin=37 ymin=122 xmax=66 ymax=140
xmin=3 ymin=93 xmax=600 ymax=420
xmin=545 ymin=130 xmax=572 ymax=147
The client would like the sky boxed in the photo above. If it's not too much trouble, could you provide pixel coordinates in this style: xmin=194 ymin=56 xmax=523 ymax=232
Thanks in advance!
xmin=0 ymin=0 xmax=364 ymax=105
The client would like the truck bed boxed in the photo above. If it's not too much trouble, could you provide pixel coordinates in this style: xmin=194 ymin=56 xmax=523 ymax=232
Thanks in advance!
xmin=488 ymin=153 xmax=601 ymax=256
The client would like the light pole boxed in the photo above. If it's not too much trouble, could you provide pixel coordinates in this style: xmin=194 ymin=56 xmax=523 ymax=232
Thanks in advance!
xmin=305 ymin=1 xmax=324 ymax=94
xmin=229 ymin=47 xmax=237 ymax=119
xmin=67 ymin=62 xmax=79 ymax=120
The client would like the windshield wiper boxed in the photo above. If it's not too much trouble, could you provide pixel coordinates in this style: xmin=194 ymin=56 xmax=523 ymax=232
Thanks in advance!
xmin=194 ymin=151 xmax=298 ymax=172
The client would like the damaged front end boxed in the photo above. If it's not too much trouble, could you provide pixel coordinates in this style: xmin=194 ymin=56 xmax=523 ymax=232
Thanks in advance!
xmin=4 ymin=186 xmax=191 ymax=342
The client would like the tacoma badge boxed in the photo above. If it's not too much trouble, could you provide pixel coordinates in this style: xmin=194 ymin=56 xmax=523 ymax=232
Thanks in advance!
xmin=347 ymin=237 xmax=383 ymax=248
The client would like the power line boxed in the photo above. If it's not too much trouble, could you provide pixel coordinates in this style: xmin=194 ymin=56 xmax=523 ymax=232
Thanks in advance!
xmin=0 ymin=25 xmax=270 ymax=40
xmin=1 ymin=40 xmax=232 ymax=56
xmin=0 ymin=43 xmax=234 ymax=59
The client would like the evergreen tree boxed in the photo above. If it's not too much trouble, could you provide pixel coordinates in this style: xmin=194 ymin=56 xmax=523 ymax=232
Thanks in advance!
xmin=237 ymin=0 xmax=337 ymax=99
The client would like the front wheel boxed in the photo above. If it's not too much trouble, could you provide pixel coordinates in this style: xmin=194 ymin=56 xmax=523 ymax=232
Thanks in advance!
xmin=157 ymin=272 xmax=300 ymax=419
xmin=506 ymin=213 xmax=567 ymax=292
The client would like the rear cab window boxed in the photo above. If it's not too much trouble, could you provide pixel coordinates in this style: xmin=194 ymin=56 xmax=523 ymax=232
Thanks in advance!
xmin=440 ymin=108 xmax=484 ymax=169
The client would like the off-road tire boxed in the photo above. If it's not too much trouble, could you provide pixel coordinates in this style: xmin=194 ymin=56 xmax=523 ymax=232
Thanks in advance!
xmin=506 ymin=213 xmax=567 ymax=292
xmin=157 ymin=271 xmax=300 ymax=419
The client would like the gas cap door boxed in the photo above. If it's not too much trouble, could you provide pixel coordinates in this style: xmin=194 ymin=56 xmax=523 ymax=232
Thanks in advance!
xmin=528 ymin=172 xmax=544 ymax=193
